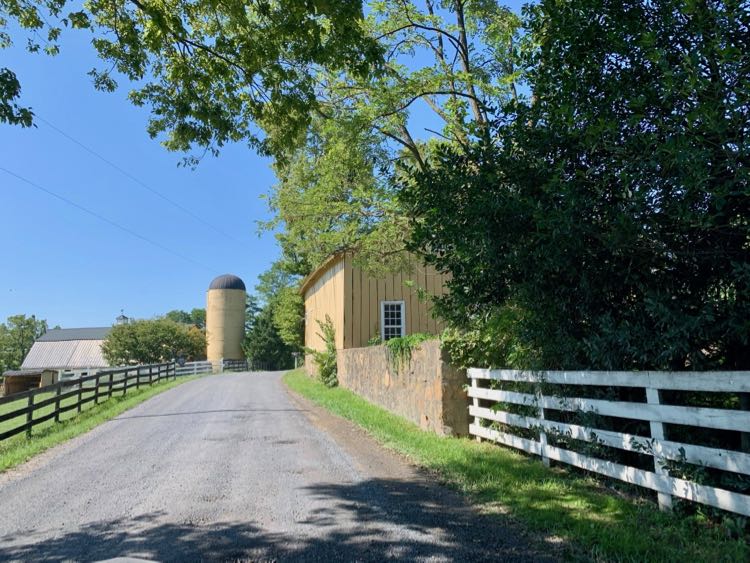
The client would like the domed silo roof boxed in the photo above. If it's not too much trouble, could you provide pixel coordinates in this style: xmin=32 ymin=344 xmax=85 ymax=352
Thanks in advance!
xmin=208 ymin=274 xmax=246 ymax=291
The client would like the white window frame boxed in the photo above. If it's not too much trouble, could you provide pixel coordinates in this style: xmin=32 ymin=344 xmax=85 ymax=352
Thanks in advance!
xmin=380 ymin=300 xmax=406 ymax=341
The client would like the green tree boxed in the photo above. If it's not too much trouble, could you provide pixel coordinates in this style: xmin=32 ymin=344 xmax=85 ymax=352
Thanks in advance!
xmin=264 ymin=1 xmax=523 ymax=273
xmin=1 ymin=0 xmax=381 ymax=159
xmin=255 ymin=261 xmax=304 ymax=349
xmin=102 ymin=318 xmax=205 ymax=365
xmin=243 ymin=305 xmax=294 ymax=371
xmin=0 ymin=314 xmax=48 ymax=372
xmin=272 ymin=287 xmax=305 ymax=350
xmin=164 ymin=310 xmax=192 ymax=325
xmin=245 ymin=295 xmax=261 ymax=333
xmin=405 ymin=0 xmax=750 ymax=371
xmin=164 ymin=308 xmax=206 ymax=329
xmin=189 ymin=308 xmax=206 ymax=330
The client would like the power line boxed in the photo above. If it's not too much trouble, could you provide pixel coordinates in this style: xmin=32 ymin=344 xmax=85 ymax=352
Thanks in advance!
xmin=36 ymin=115 xmax=247 ymax=246
xmin=1 ymin=166 xmax=215 ymax=272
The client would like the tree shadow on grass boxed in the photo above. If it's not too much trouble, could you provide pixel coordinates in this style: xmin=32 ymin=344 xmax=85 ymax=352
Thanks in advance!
xmin=0 ymin=476 xmax=565 ymax=562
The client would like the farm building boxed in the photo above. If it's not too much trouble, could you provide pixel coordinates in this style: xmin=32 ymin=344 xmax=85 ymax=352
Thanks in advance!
xmin=20 ymin=327 xmax=111 ymax=380
xmin=1 ymin=369 xmax=58 ymax=395
xmin=301 ymin=253 xmax=450 ymax=359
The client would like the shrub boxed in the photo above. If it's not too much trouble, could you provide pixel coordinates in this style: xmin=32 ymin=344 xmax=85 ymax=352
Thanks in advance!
xmin=311 ymin=315 xmax=337 ymax=387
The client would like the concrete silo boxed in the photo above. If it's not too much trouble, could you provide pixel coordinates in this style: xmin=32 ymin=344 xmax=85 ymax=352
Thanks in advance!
xmin=206 ymin=274 xmax=246 ymax=363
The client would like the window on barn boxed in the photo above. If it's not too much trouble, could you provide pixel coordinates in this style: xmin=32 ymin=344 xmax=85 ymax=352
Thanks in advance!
xmin=381 ymin=301 xmax=405 ymax=341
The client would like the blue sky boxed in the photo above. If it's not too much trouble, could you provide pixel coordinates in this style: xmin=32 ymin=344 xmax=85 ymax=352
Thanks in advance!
xmin=1 ymin=2 xmax=527 ymax=329
xmin=1 ymin=24 xmax=279 ymax=327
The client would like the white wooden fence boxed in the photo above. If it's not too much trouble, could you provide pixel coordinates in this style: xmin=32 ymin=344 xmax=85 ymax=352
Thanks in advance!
xmin=467 ymin=368 xmax=750 ymax=517
xmin=174 ymin=361 xmax=215 ymax=377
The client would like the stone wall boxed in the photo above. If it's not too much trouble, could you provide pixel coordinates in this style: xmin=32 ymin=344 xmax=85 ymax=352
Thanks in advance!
xmin=337 ymin=340 xmax=469 ymax=436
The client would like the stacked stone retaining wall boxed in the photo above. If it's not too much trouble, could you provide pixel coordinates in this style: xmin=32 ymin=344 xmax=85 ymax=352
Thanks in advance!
xmin=337 ymin=340 xmax=469 ymax=436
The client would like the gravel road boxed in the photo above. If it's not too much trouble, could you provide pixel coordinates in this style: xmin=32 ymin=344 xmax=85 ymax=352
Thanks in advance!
xmin=0 ymin=372 xmax=561 ymax=562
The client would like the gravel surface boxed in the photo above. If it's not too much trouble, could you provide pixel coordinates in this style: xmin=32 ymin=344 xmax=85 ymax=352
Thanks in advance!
xmin=0 ymin=372 xmax=561 ymax=562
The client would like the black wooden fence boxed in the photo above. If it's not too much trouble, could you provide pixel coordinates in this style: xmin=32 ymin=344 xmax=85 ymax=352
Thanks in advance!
xmin=0 ymin=362 xmax=176 ymax=442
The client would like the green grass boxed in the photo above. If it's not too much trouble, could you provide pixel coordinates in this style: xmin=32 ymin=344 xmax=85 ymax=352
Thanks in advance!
xmin=0 ymin=376 xmax=198 ymax=472
xmin=284 ymin=369 xmax=749 ymax=562
xmin=1 ymin=386 xmax=95 ymax=435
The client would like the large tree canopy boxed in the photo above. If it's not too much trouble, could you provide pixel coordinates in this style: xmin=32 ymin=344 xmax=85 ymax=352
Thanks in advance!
xmin=405 ymin=0 xmax=750 ymax=371
xmin=1 ymin=0 xmax=381 ymax=159
xmin=263 ymin=0 xmax=523 ymax=275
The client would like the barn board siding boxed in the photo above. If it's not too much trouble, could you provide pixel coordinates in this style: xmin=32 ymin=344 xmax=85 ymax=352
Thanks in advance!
xmin=303 ymin=253 xmax=451 ymax=352
xmin=303 ymin=257 xmax=345 ymax=355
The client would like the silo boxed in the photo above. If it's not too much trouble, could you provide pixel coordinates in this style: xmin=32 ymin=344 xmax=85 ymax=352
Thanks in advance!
xmin=206 ymin=274 xmax=246 ymax=363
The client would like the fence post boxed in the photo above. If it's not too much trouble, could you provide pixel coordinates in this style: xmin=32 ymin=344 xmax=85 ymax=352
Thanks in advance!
xmin=535 ymin=380 xmax=550 ymax=468
xmin=646 ymin=386 xmax=672 ymax=511
xmin=108 ymin=372 xmax=114 ymax=400
xmin=54 ymin=384 xmax=62 ymax=423
xmin=123 ymin=370 xmax=129 ymax=396
xmin=149 ymin=365 xmax=153 ymax=386
xmin=77 ymin=377 xmax=83 ymax=414
xmin=94 ymin=373 xmax=100 ymax=404
xmin=26 ymin=393 xmax=34 ymax=438
xmin=471 ymin=375 xmax=482 ymax=443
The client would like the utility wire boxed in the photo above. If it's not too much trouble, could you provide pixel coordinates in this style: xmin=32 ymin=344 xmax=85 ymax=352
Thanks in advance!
xmin=1 ymin=166 xmax=215 ymax=272
xmin=36 ymin=115 xmax=247 ymax=246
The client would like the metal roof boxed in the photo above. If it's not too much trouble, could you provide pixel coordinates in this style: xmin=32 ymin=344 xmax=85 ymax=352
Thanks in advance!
xmin=37 ymin=327 xmax=111 ymax=342
xmin=208 ymin=274 xmax=246 ymax=291
xmin=2 ymin=369 xmax=51 ymax=377
xmin=21 ymin=340 xmax=109 ymax=370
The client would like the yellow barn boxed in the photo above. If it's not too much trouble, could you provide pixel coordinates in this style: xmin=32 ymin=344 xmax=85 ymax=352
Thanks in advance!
xmin=301 ymin=253 xmax=450 ymax=367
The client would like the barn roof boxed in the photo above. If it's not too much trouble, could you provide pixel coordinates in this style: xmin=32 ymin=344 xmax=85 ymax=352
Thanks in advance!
xmin=2 ymin=369 xmax=53 ymax=377
xmin=37 ymin=327 xmax=111 ymax=342
xmin=21 ymin=328 xmax=111 ymax=370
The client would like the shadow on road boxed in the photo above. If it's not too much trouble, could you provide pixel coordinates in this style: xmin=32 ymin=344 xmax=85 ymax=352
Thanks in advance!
xmin=0 ymin=477 xmax=565 ymax=561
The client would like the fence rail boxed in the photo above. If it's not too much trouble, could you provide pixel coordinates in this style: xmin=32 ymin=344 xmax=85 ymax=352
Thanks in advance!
xmin=175 ymin=361 xmax=215 ymax=377
xmin=0 ymin=362 xmax=175 ymax=442
xmin=468 ymin=368 xmax=750 ymax=517
xmin=223 ymin=359 xmax=249 ymax=372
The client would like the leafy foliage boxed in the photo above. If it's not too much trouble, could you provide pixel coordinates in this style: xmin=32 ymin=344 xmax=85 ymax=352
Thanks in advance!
xmin=102 ymin=318 xmax=205 ymax=365
xmin=254 ymin=261 xmax=304 ymax=350
xmin=0 ymin=314 xmax=48 ymax=372
xmin=310 ymin=315 xmax=337 ymax=387
xmin=383 ymin=332 xmax=434 ymax=374
xmin=405 ymin=0 xmax=750 ymax=370
xmin=263 ymin=0 xmax=523 ymax=274
xmin=440 ymin=306 xmax=532 ymax=370
xmin=0 ymin=68 xmax=33 ymax=127
xmin=242 ymin=303 xmax=294 ymax=371
xmin=164 ymin=308 xmax=206 ymax=329
xmin=1 ymin=0 xmax=381 ymax=160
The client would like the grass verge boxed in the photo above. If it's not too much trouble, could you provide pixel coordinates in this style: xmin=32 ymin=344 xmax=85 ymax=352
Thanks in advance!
xmin=284 ymin=369 xmax=748 ymax=562
xmin=0 ymin=376 xmax=199 ymax=472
